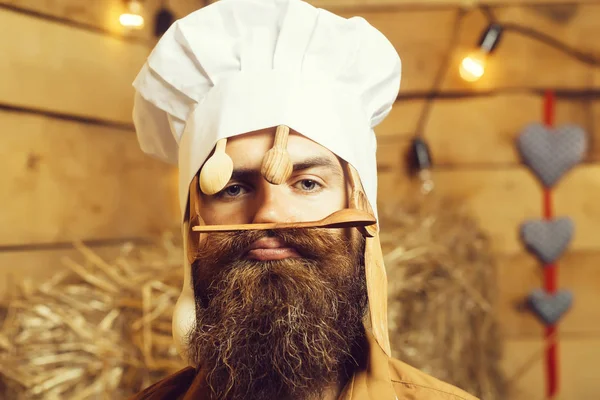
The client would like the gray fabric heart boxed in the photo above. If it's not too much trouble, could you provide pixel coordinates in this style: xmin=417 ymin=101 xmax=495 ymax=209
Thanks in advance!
xmin=528 ymin=289 xmax=573 ymax=325
xmin=517 ymin=122 xmax=587 ymax=187
xmin=520 ymin=217 xmax=574 ymax=264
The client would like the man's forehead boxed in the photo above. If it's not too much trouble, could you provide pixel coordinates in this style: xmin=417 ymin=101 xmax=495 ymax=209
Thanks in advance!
xmin=225 ymin=128 xmax=343 ymax=172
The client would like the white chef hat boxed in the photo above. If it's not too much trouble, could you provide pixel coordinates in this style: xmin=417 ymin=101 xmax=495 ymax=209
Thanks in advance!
xmin=133 ymin=0 xmax=400 ymax=218
xmin=133 ymin=0 xmax=401 ymax=358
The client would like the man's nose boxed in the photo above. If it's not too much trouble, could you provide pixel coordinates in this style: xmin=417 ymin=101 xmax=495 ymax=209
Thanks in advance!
xmin=251 ymin=184 xmax=296 ymax=224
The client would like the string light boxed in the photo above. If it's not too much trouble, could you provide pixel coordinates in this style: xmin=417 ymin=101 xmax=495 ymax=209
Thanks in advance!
xmin=459 ymin=23 xmax=503 ymax=82
xmin=120 ymin=0 xmax=145 ymax=29
xmin=409 ymin=9 xmax=599 ymax=195
xmin=409 ymin=138 xmax=435 ymax=194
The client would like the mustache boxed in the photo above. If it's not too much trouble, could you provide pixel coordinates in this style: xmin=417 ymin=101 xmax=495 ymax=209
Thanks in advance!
xmin=194 ymin=228 xmax=354 ymax=265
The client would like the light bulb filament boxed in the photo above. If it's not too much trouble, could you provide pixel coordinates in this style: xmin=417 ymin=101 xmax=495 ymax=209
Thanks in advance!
xmin=120 ymin=0 xmax=145 ymax=29
xmin=459 ymin=52 xmax=486 ymax=82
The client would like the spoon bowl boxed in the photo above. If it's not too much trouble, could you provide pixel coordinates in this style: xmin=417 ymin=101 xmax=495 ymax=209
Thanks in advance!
xmin=199 ymin=138 xmax=233 ymax=195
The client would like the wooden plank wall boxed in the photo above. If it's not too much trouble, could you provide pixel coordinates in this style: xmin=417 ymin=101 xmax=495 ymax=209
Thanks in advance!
xmin=0 ymin=0 xmax=207 ymax=294
xmin=1 ymin=0 xmax=598 ymax=399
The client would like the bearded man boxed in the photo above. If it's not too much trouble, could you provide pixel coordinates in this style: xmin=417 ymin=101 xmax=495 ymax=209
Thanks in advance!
xmin=129 ymin=0 xmax=479 ymax=399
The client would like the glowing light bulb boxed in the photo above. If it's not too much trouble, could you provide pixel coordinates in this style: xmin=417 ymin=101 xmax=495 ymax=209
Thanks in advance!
xmin=120 ymin=0 xmax=144 ymax=29
xmin=459 ymin=50 xmax=487 ymax=82
xmin=459 ymin=23 xmax=503 ymax=83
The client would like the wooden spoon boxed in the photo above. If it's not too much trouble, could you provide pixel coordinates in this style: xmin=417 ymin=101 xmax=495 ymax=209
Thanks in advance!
xmin=346 ymin=163 xmax=377 ymax=237
xmin=199 ymin=138 xmax=233 ymax=195
xmin=261 ymin=125 xmax=293 ymax=185
xmin=192 ymin=208 xmax=376 ymax=233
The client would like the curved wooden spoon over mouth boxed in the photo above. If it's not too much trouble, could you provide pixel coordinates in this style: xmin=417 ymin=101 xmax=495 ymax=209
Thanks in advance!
xmin=192 ymin=208 xmax=376 ymax=233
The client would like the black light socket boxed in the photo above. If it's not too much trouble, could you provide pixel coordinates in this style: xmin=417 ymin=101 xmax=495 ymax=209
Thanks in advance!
xmin=407 ymin=137 xmax=433 ymax=173
xmin=478 ymin=23 xmax=503 ymax=53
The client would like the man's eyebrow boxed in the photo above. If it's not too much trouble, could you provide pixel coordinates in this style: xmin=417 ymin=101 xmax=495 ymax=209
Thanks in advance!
xmin=292 ymin=156 xmax=342 ymax=176
xmin=230 ymin=169 xmax=262 ymax=182
xmin=228 ymin=156 xmax=343 ymax=182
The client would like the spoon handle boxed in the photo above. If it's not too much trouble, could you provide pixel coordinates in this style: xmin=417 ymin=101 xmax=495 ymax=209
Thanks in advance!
xmin=346 ymin=163 xmax=377 ymax=237
xmin=273 ymin=125 xmax=290 ymax=149
xmin=192 ymin=210 xmax=376 ymax=232
xmin=261 ymin=125 xmax=293 ymax=185
xmin=215 ymin=137 xmax=227 ymax=153
xmin=192 ymin=220 xmax=374 ymax=232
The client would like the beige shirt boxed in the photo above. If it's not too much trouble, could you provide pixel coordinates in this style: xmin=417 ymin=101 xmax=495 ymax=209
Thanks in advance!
xmin=130 ymin=333 xmax=479 ymax=400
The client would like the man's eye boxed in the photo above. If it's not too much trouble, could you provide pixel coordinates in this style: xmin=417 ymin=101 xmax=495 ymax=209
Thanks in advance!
xmin=218 ymin=184 xmax=247 ymax=198
xmin=295 ymin=179 xmax=322 ymax=192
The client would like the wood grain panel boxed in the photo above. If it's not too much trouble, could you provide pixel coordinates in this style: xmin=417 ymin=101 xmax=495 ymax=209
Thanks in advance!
xmin=492 ymin=4 xmax=600 ymax=56
xmin=1 ymin=0 xmax=141 ymax=37
xmin=0 ymin=8 xmax=148 ymax=124
xmin=0 ymin=0 xmax=203 ymax=40
xmin=553 ymin=166 xmax=600 ymax=251
xmin=376 ymin=138 xmax=412 ymax=173
xmin=498 ymin=251 xmax=600 ymax=338
xmin=426 ymin=95 xmax=596 ymax=166
xmin=376 ymin=100 xmax=426 ymax=139
xmin=311 ymin=0 xmax=597 ymax=9
xmin=5 ymin=2 xmax=597 ymax=115
xmin=377 ymin=95 xmax=598 ymax=169
xmin=336 ymin=6 xmax=600 ymax=93
xmin=592 ymin=101 xmax=600 ymax=162
xmin=440 ymin=7 xmax=600 ymax=92
xmin=378 ymin=168 xmax=537 ymax=254
xmin=337 ymin=9 xmax=457 ymax=93
xmin=503 ymin=337 xmax=600 ymax=400
xmin=378 ymin=165 xmax=600 ymax=254
xmin=0 ymin=110 xmax=179 ymax=245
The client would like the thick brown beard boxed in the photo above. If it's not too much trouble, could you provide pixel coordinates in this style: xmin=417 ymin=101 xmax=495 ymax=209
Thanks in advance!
xmin=187 ymin=228 xmax=367 ymax=400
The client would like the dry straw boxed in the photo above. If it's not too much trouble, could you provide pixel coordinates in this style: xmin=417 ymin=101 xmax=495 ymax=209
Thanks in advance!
xmin=380 ymin=196 xmax=507 ymax=400
xmin=0 ymin=234 xmax=186 ymax=399
xmin=1 ymin=198 xmax=509 ymax=399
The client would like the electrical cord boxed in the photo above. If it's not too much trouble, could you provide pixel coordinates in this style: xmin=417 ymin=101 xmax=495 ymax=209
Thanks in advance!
xmin=414 ymin=9 xmax=467 ymax=138
xmin=405 ymin=9 xmax=468 ymax=193
xmin=411 ymin=8 xmax=599 ymax=141
xmin=479 ymin=5 xmax=497 ymax=23
xmin=502 ymin=23 xmax=600 ymax=66
xmin=406 ymin=5 xmax=598 ymax=189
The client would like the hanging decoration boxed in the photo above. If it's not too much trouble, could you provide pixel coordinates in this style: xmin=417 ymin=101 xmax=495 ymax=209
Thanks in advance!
xmin=517 ymin=123 xmax=587 ymax=188
xmin=528 ymin=289 xmax=574 ymax=326
xmin=520 ymin=217 xmax=574 ymax=264
xmin=516 ymin=90 xmax=588 ymax=399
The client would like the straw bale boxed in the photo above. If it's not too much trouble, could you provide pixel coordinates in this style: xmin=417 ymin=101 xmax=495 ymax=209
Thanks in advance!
xmin=381 ymin=195 xmax=507 ymax=400
xmin=0 ymin=234 xmax=185 ymax=399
